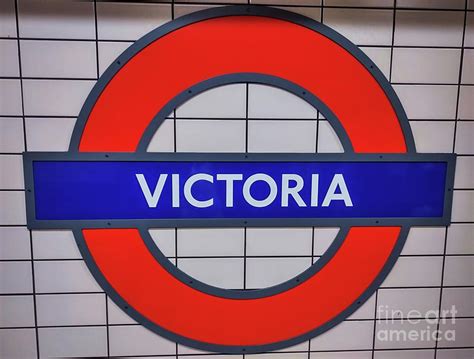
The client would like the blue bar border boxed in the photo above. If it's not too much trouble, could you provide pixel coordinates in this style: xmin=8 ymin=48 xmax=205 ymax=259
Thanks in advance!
xmin=23 ymin=152 xmax=456 ymax=229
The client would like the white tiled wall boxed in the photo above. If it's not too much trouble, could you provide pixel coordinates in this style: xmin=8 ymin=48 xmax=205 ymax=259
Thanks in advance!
xmin=0 ymin=0 xmax=473 ymax=358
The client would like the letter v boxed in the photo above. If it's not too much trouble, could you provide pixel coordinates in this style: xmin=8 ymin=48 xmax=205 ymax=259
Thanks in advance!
xmin=136 ymin=173 xmax=168 ymax=208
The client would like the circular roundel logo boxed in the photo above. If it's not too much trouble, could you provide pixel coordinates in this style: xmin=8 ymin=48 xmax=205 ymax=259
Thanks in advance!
xmin=24 ymin=5 xmax=455 ymax=354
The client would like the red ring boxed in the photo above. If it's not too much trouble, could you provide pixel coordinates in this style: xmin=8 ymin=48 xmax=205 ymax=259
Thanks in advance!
xmin=79 ymin=16 xmax=405 ymax=347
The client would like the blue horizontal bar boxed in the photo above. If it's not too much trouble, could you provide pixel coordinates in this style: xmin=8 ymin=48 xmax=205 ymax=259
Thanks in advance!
xmin=30 ymin=160 xmax=448 ymax=222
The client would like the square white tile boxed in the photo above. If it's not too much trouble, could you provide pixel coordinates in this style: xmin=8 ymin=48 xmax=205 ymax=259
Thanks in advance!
xmin=22 ymin=80 xmax=95 ymax=117
xmin=324 ymin=8 xmax=393 ymax=46
xmin=446 ymin=224 xmax=474 ymax=254
xmin=377 ymin=288 xmax=441 ymax=319
xmin=454 ymin=156 xmax=474 ymax=188
xmin=455 ymin=121 xmax=474 ymax=154
xmin=36 ymin=293 xmax=106 ymax=326
xmin=395 ymin=10 xmax=464 ymax=46
xmin=310 ymin=320 xmax=374 ymax=350
xmin=458 ymin=86 xmax=474 ymax=119
xmin=441 ymin=287 xmax=474 ymax=317
xmin=246 ymin=227 xmax=312 ymax=256
xmin=410 ymin=121 xmax=455 ymax=153
xmin=109 ymin=325 xmax=175 ymax=356
xmin=38 ymin=326 xmax=107 ymax=358
xmin=248 ymin=84 xmax=317 ymax=119
xmin=177 ymin=228 xmax=244 ymax=257
xmin=246 ymin=257 xmax=311 ymax=289
xmin=34 ymin=260 xmax=102 ymax=293
xmin=451 ymin=190 xmax=474 ymax=222
xmin=97 ymin=2 xmax=171 ymax=41
xmin=98 ymin=41 xmax=132 ymax=76
xmin=177 ymin=257 xmax=244 ymax=289
xmin=0 ymin=296 xmax=35 ymax=327
xmin=397 ymin=0 xmax=464 ymax=8
xmin=107 ymin=298 xmax=137 ymax=325
xmin=0 ymin=0 xmax=17 ymax=38
xmin=25 ymin=118 xmax=76 ymax=151
xmin=317 ymin=120 xmax=344 ymax=153
xmin=32 ymin=230 xmax=81 ymax=259
xmin=360 ymin=46 xmax=392 ymax=79
xmin=392 ymin=48 xmax=461 ymax=84
xmin=176 ymin=119 xmax=246 ymax=152
xmin=0 ymin=155 xmax=24 ymax=190
xmin=174 ymin=5 xmax=218 ymax=19
xmin=348 ymin=294 xmax=376 ymax=320
xmin=401 ymin=227 xmax=445 ymax=255
xmin=253 ymin=0 xmax=321 ymax=5
xmin=395 ymin=85 xmax=458 ymax=119
xmin=437 ymin=318 xmax=474 ymax=347
xmin=248 ymin=120 xmax=317 ymax=153
xmin=443 ymin=256 xmax=474 ymax=286
xmin=375 ymin=319 xmax=437 ymax=349
xmin=0 ymin=191 xmax=26 ymax=225
xmin=20 ymin=40 xmax=97 ymax=78
xmin=0 ymin=40 xmax=19 ymax=77
xmin=176 ymin=84 xmax=246 ymax=118
xmin=374 ymin=350 xmax=434 ymax=359
xmin=146 ymin=119 xmax=175 ymax=152
xmin=465 ymin=12 xmax=474 ymax=47
xmin=275 ymin=6 xmax=321 ymax=21
xmin=0 ymin=227 xmax=30 ymax=260
xmin=0 ymin=329 xmax=37 ymax=359
xmin=313 ymin=227 xmax=340 ymax=255
xmin=381 ymin=256 xmax=443 ymax=287
xmin=0 ymin=118 xmax=24 ymax=153
xmin=18 ymin=0 xmax=95 ymax=39
xmin=0 ymin=261 xmax=32 ymax=294
xmin=461 ymin=49 xmax=474 ymax=84
xmin=148 ymin=228 xmax=176 ymax=257
xmin=437 ymin=349 xmax=474 ymax=359
xmin=0 ymin=80 xmax=22 ymax=116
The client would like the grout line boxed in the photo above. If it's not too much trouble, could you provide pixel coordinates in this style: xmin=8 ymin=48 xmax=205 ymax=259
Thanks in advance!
xmin=435 ymin=1 xmax=469 ymax=357
xmin=2 ymin=36 xmax=474 ymax=49
xmin=371 ymin=290 xmax=379 ymax=358
xmin=170 ymin=1 xmax=178 ymax=356
xmin=0 ymin=36 xmax=474 ymax=50
xmin=171 ymin=3 xmax=179 ymax=357
xmin=243 ymin=83 xmax=249 ymax=292
xmin=93 ymin=1 xmax=111 ymax=356
xmin=308 ymin=226 xmax=315 ymax=358
xmin=2 ymin=115 xmax=474 ymax=121
xmin=1 ymin=1 xmax=473 ymax=12
xmin=310 ymin=3 xmax=324 ymax=358
xmin=0 ymin=76 xmax=97 ymax=81
xmin=372 ymin=3 xmax=397 ymax=356
xmin=2 ymin=253 xmax=474 ymax=262
xmin=1 ymin=286 xmax=474 ymax=296
xmin=2 ymin=315 xmax=470 ymax=330
xmin=13 ymin=1 xmax=40 ymax=358
xmin=245 ymin=83 xmax=249 ymax=153
xmin=3 ymin=76 xmax=473 ymax=86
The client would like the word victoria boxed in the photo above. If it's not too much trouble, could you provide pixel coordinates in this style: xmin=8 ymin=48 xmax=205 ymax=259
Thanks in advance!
xmin=136 ymin=172 xmax=353 ymax=209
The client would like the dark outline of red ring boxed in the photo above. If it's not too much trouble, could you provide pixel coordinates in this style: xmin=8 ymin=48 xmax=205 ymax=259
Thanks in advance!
xmin=23 ymin=5 xmax=456 ymax=354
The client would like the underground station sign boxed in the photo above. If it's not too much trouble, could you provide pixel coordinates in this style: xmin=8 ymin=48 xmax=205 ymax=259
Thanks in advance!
xmin=24 ymin=6 xmax=455 ymax=354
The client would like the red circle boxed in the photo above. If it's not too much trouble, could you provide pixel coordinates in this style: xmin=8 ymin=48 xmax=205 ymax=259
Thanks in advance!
xmin=78 ymin=15 xmax=405 ymax=347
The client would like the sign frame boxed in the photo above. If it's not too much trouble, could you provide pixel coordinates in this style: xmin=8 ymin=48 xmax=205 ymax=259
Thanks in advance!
xmin=24 ymin=152 xmax=456 ymax=229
